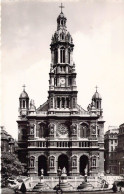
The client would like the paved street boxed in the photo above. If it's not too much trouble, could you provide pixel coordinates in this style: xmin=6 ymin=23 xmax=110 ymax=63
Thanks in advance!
xmin=1 ymin=188 xmax=124 ymax=194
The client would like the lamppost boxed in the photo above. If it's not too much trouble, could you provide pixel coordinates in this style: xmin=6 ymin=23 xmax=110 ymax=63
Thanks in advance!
xmin=40 ymin=169 xmax=44 ymax=182
xmin=57 ymin=167 xmax=62 ymax=193
xmin=119 ymin=162 xmax=120 ymax=175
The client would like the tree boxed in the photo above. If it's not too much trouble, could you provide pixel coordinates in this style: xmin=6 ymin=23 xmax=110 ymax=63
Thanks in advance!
xmin=1 ymin=152 xmax=24 ymax=187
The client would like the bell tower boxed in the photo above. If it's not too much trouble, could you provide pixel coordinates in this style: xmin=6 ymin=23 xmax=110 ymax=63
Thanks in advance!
xmin=48 ymin=5 xmax=78 ymax=114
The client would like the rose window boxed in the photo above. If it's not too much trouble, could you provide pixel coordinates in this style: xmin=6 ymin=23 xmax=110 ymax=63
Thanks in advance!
xmin=58 ymin=124 xmax=68 ymax=135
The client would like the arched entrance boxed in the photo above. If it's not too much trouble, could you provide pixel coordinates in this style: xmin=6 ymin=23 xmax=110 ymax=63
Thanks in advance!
xmin=58 ymin=154 xmax=69 ymax=175
xmin=38 ymin=155 xmax=47 ymax=176
xmin=80 ymin=155 xmax=89 ymax=176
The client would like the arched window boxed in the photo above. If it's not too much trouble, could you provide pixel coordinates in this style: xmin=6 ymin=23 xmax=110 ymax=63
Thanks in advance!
xmin=97 ymin=101 xmax=99 ymax=109
xmin=50 ymin=97 xmax=53 ymax=108
xmin=61 ymin=20 xmax=63 ymax=25
xmin=62 ymin=34 xmax=64 ymax=40
xmin=60 ymin=47 xmax=65 ymax=63
xmin=23 ymin=100 xmax=25 ymax=108
xmin=39 ymin=125 xmax=44 ymax=138
xmin=66 ymin=98 xmax=69 ymax=108
xmin=57 ymin=97 xmax=60 ymax=108
xmin=73 ymin=98 xmax=76 ymax=108
xmin=80 ymin=124 xmax=88 ymax=138
xmin=54 ymin=50 xmax=58 ymax=64
xmin=54 ymin=78 xmax=57 ymax=86
xmin=62 ymin=97 xmax=65 ymax=108
xmin=68 ymin=49 xmax=70 ymax=63
xmin=68 ymin=77 xmax=72 ymax=86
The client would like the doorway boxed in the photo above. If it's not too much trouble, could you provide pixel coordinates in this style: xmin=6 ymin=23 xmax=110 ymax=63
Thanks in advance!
xmin=38 ymin=155 xmax=47 ymax=176
xmin=58 ymin=154 xmax=69 ymax=175
xmin=80 ymin=155 xmax=89 ymax=175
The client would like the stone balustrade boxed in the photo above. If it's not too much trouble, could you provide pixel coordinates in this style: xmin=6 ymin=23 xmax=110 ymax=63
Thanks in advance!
xmin=28 ymin=140 xmax=98 ymax=148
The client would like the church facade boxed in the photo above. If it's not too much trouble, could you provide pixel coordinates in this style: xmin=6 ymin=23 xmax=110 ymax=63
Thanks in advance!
xmin=17 ymin=8 xmax=105 ymax=177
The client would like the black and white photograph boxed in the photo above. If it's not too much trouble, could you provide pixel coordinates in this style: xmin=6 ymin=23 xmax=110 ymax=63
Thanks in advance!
xmin=1 ymin=0 xmax=124 ymax=193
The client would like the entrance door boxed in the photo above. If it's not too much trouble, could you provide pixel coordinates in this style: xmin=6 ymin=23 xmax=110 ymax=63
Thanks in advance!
xmin=80 ymin=155 xmax=89 ymax=175
xmin=58 ymin=154 xmax=69 ymax=175
xmin=38 ymin=155 xmax=47 ymax=176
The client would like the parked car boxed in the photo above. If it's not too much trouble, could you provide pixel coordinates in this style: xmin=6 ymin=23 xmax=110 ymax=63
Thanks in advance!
xmin=112 ymin=180 xmax=124 ymax=192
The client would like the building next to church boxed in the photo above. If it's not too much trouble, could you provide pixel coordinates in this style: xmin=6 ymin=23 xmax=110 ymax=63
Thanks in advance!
xmin=104 ymin=126 xmax=118 ymax=175
xmin=116 ymin=123 xmax=124 ymax=175
xmin=1 ymin=126 xmax=17 ymax=154
xmin=17 ymin=7 xmax=105 ymax=177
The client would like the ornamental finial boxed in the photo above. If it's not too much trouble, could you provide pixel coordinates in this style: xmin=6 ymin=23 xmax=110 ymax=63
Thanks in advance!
xmin=22 ymin=84 xmax=26 ymax=91
xmin=95 ymin=85 xmax=98 ymax=92
xmin=59 ymin=3 xmax=65 ymax=13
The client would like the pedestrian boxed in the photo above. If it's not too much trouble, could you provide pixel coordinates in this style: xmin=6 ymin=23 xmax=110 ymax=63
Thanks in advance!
xmin=20 ymin=181 xmax=26 ymax=193
xmin=112 ymin=183 xmax=117 ymax=193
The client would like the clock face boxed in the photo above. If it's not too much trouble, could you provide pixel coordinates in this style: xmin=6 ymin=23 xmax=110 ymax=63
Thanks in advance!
xmin=60 ymin=78 xmax=65 ymax=84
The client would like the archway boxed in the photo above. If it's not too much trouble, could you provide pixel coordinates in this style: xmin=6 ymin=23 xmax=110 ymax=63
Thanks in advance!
xmin=38 ymin=155 xmax=47 ymax=176
xmin=80 ymin=155 xmax=89 ymax=176
xmin=58 ymin=154 xmax=69 ymax=175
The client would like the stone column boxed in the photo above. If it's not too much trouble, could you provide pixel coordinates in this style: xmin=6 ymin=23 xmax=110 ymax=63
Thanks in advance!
xmin=60 ymin=97 xmax=62 ymax=109
xmin=69 ymin=97 xmax=71 ymax=109
xmin=58 ymin=47 xmax=60 ymax=63
xmin=65 ymin=75 xmax=68 ymax=87
xmin=64 ymin=97 xmax=66 ymax=109
xmin=65 ymin=47 xmax=68 ymax=63
xmin=65 ymin=97 xmax=67 ymax=108
xmin=21 ymin=100 xmax=22 ymax=108
xmin=51 ymin=50 xmax=54 ymax=65
xmin=70 ymin=51 xmax=73 ymax=66
xmin=35 ymin=157 xmax=38 ymax=176
xmin=53 ymin=97 xmax=55 ymax=109
xmin=55 ymin=97 xmax=57 ymax=109
xmin=77 ymin=158 xmax=80 ymax=174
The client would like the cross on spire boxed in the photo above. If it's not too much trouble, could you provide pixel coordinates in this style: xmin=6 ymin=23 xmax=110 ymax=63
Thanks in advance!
xmin=95 ymin=85 xmax=98 ymax=92
xmin=59 ymin=3 xmax=64 ymax=13
xmin=22 ymin=84 xmax=26 ymax=91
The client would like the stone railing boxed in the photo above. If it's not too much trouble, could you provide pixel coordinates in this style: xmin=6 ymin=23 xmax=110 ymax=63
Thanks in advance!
xmin=28 ymin=140 xmax=98 ymax=148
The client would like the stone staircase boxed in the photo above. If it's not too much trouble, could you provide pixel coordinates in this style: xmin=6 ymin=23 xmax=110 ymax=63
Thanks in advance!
xmin=33 ymin=181 xmax=51 ymax=191
xmin=77 ymin=181 xmax=94 ymax=190
xmin=54 ymin=181 xmax=74 ymax=191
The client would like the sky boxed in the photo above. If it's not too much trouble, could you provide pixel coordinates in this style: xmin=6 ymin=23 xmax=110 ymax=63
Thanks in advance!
xmin=1 ymin=0 xmax=124 ymax=139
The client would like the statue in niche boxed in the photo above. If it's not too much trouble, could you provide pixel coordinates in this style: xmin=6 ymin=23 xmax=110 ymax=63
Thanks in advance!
xmin=30 ymin=127 xmax=34 ymax=135
xmin=30 ymin=99 xmax=35 ymax=109
xmin=50 ymin=158 xmax=54 ymax=167
xmin=30 ymin=158 xmax=34 ymax=167
xmin=51 ymin=127 xmax=54 ymax=134
xmin=87 ymin=104 xmax=91 ymax=111
xmin=73 ymin=125 xmax=77 ymax=134
xmin=72 ymin=158 xmax=77 ymax=167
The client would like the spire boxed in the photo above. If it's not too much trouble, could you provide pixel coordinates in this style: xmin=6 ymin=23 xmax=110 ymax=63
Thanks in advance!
xmin=95 ymin=85 xmax=98 ymax=92
xmin=22 ymin=84 xmax=26 ymax=91
xmin=59 ymin=3 xmax=65 ymax=13
xmin=20 ymin=85 xmax=29 ymax=99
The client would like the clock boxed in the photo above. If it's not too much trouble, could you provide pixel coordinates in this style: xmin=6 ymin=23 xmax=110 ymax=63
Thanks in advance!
xmin=60 ymin=78 xmax=65 ymax=84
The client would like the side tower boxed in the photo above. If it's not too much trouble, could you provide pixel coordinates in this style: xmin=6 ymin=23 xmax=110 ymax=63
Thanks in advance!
xmin=17 ymin=86 xmax=29 ymax=169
